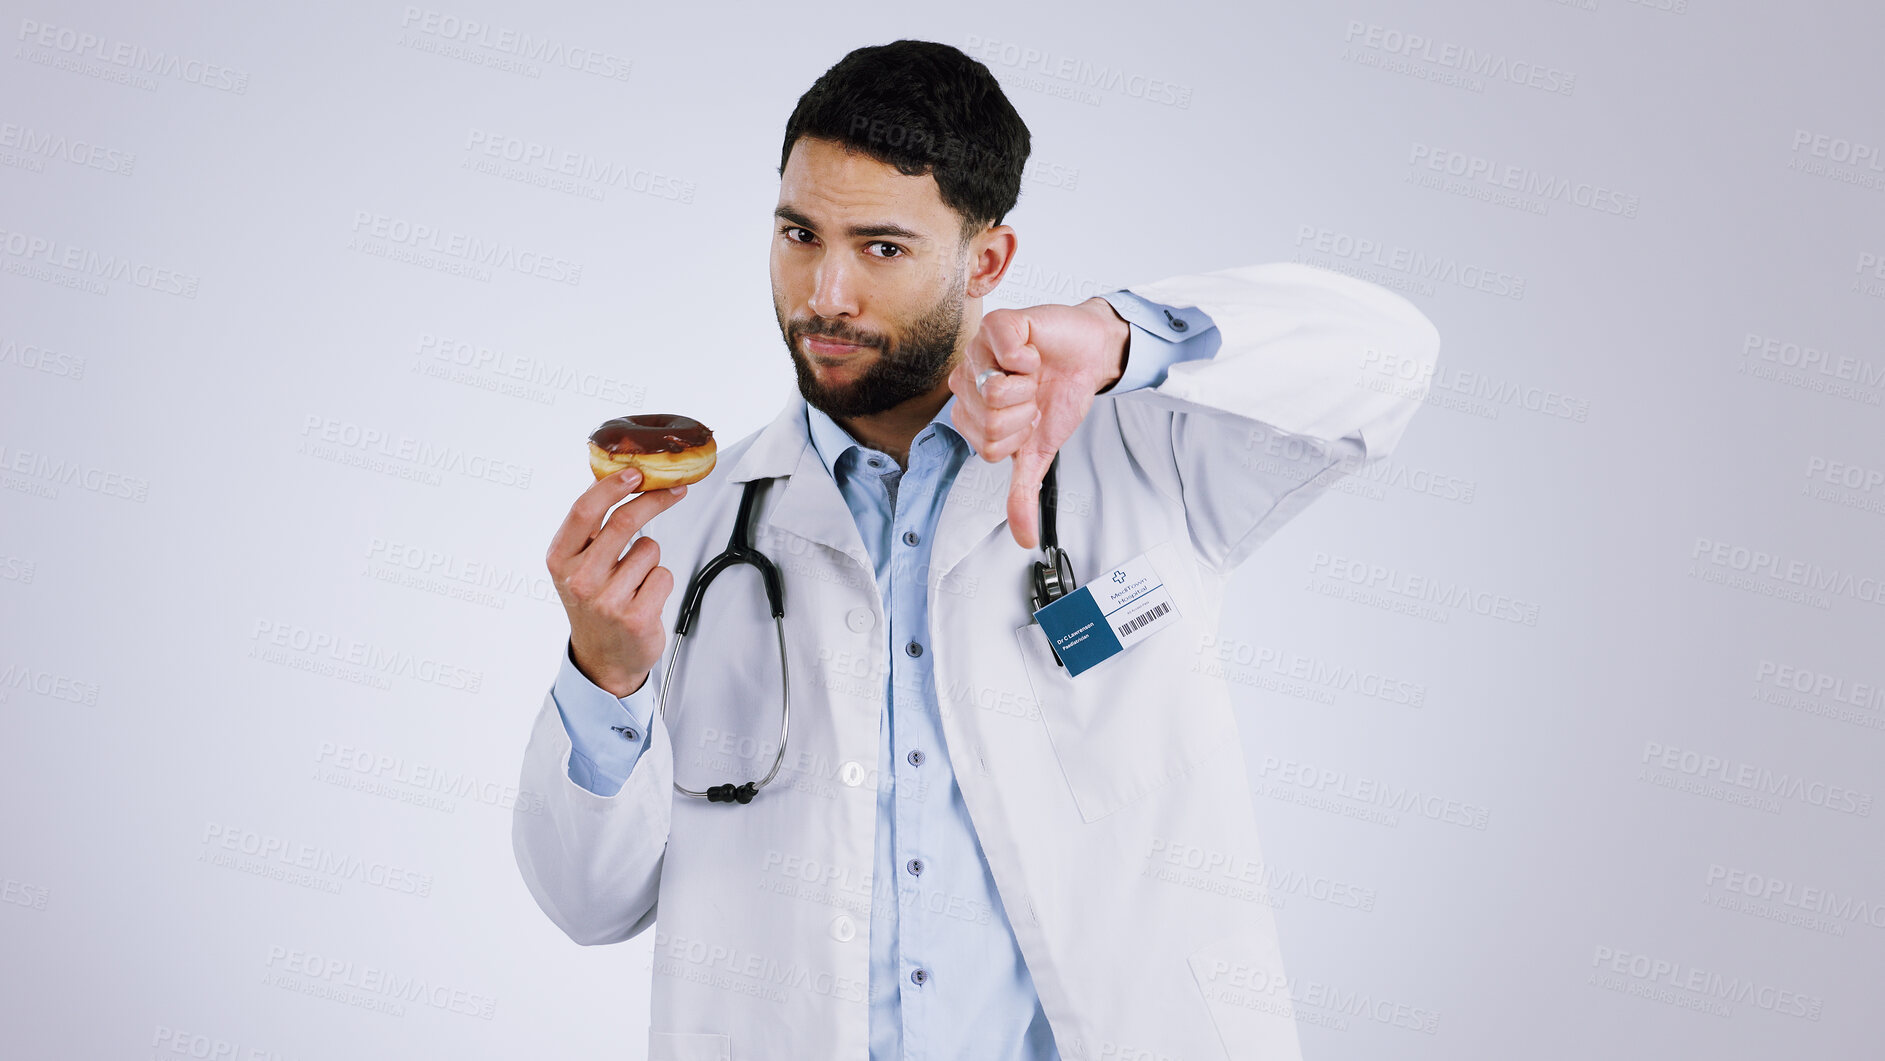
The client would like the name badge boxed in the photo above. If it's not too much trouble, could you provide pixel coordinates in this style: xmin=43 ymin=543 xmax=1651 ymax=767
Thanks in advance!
xmin=1032 ymin=547 xmax=1182 ymax=676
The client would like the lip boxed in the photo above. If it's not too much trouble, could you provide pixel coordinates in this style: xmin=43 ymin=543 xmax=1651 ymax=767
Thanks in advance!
xmin=803 ymin=336 xmax=869 ymax=357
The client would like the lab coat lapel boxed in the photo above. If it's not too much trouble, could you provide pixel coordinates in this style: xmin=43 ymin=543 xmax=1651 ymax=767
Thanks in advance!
xmin=928 ymin=446 xmax=1015 ymax=593
xmin=728 ymin=392 xmax=873 ymax=574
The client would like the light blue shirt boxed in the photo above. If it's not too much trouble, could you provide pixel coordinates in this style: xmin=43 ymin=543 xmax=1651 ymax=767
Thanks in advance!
xmin=550 ymin=290 xmax=1220 ymax=1059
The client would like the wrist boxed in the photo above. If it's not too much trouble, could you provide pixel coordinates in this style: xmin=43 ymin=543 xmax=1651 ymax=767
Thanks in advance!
xmin=1084 ymin=296 xmax=1130 ymax=393
xmin=570 ymin=639 xmax=651 ymax=698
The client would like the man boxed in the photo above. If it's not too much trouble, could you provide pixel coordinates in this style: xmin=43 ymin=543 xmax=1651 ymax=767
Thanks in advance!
xmin=516 ymin=39 xmax=1439 ymax=1061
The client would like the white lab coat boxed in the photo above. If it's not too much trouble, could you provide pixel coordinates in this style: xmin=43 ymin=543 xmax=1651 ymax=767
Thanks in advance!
xmin=513 ymin=262 xmax=1440 ymax=1061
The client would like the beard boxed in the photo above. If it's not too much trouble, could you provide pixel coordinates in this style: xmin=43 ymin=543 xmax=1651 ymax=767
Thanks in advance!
xmin=777 ymin=264 xmax=968 ymax=419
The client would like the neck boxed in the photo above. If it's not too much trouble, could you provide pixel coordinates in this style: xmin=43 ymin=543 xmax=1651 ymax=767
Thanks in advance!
xmin=833 ymin=376 xmax=953 ymax=469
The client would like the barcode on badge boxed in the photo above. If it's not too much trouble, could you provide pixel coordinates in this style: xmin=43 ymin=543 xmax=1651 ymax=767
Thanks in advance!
xmin=1108 ymin=582 xmax=1178 ymax=652
xmin=1117 ymin=601 xmax=1170 ymax=638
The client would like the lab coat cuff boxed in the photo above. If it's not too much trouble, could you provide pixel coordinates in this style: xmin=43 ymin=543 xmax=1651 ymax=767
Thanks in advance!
xmin=1097 ymin=289 xmax=1219 ymax=394
xmin=551 ymin=639 xmax=656 ymax=796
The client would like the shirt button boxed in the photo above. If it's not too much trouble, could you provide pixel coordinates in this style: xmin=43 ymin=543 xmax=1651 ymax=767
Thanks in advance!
xmin=902 ymin=530 xmax=920 ymax=546
xmin=907 ymin=749 xmax=925 ymax=767
xmin=611 ymin=725 xmax=639 ymax=741
xmin=1165 ymin=309 xmax=1189 ymax=332
xmin=845 ymin=606 xmax=874 ymax=633
xmin=905 ymin=641 xmax=923 ymax=657
xmin=906 ymin=858 xmax=924 ymax=876
xmin=910 ymin=968 xmax=928 ymax=985
xmin=867 ymin=457 xmax=884 ymax=468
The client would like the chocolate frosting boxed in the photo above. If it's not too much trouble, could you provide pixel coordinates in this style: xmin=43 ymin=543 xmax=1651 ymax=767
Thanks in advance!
xmin=590 ymin=413 xmax=713 ymax=454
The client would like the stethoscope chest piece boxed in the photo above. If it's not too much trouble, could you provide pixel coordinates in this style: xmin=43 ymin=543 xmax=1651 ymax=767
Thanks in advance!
xmin=1030 ymin=543 xmax=1075 ymax=613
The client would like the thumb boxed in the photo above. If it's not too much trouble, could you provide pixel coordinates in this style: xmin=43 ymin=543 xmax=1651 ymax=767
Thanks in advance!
xmin=1007 ymin=444 xmax=1054 ymax=552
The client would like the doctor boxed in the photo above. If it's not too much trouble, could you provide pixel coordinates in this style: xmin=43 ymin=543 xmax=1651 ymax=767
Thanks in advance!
xmin=516 ymin=38 xmax=1439 ymax=1061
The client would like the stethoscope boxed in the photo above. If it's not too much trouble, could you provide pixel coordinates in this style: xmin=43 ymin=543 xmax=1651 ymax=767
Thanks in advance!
xmin=659 ymin=452 xmax=1077 ymax=804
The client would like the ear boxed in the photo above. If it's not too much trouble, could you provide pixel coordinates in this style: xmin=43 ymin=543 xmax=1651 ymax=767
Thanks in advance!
xmin=964 ymin=224 xmax=1018 ymax=300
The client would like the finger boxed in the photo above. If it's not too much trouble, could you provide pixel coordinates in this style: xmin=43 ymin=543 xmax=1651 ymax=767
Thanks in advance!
xmin=955 ymin=328 xmax=993 ymax=398
xmin=959 ymin=396 xmax=1039 ymax=462
xmin=949 ymin=371 xmax=1002 ymax=454
xmin=1007 ymin=445 xmax=1056 ymax=551
xmin=948 ymin=354 xmax=983 ymax=412
xmin=557 ymin=481 xmax=688 ymax=590
xmin=594 ymin=483 xmax=687 ymax=561
xmin=959 ymin=315 xmax=999 ymax=386
xmin=978 ymin=420 xmax=1034 ymax=464
xmin=549 ymin=467 xmax=646 ymax=567
xmin=979 ymin=399 xmax=1039 ymax=443
xmin=953 ymin=341 xmax=1001 ymax=420
xmin=592 ymin=534 xmax=662 ymax=613
xmin=954 ymin=368 xmax=1039 ymax=450
xmin=978 ymin=370 xmax=1037 ymax=411
xmin=626 ymin=563 xmax=676 ymax=626
xmin=979 ymin=310 xmax=1042 ymax=377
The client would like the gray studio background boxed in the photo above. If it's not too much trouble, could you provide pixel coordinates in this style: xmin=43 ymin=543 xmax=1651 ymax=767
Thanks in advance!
xmin=4 ymin=1 xmax=1882 ymax=1057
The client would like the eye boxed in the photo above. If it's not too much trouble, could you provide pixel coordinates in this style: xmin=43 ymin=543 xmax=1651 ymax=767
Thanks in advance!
xmin=868 ymin=241 xmax=905 ymax=259
xmin=781 ymin=225 xmax=814 ymax=244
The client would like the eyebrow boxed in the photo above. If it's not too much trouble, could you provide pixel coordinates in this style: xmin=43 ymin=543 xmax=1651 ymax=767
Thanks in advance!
xmin=775 ymin=205 xmax=929 ymax=243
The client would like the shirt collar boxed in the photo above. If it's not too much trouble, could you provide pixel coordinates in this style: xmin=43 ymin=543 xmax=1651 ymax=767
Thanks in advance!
xmin=804 ymin=390 xmax=966 ymax=478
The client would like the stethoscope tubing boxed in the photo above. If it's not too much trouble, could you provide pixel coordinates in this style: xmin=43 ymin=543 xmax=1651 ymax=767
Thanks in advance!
xmin=659 ymin=451 xmax=1072 ymax=803
xmin=658 ymin=609 xmax=791 ymax=800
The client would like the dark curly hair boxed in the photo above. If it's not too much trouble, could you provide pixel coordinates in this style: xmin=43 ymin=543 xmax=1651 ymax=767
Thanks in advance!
xmin=780 ymin=40 xmax=1032 ymax=244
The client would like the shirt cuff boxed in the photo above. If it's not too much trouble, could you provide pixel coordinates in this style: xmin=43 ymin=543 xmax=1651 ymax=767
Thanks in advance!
xmin=551 ymin=639 xmax=658 ymax=797
xmin=1097 ymin=289 xmax=1222 ymax=393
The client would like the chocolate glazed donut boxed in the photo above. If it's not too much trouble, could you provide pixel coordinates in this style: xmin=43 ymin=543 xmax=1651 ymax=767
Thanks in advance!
xmin=587 ymin=413 xmax=717 ymax=489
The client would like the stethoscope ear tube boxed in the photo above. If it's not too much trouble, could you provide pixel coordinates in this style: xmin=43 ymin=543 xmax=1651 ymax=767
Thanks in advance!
xmin=674 ymin=477 xmax=784 ymax=636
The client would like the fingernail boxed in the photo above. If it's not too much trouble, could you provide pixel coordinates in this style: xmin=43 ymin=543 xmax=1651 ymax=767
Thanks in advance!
xmin=621 ymin=468 xmax=641 ymax=484
xmin=668 ymin=485 xmax=686 ymax=495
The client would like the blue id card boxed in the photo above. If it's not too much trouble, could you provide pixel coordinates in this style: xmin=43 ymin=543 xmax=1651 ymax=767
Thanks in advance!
xmin=1032 ymin=547 xmax=1182 ymax=676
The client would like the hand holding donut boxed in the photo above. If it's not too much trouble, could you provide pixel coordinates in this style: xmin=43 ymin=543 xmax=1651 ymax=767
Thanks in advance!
xmin=548 ymin=414 xmax=715 ymax=698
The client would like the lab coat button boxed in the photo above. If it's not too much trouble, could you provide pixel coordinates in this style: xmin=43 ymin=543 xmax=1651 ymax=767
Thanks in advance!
xmin=846 ymin=607 xmax=874 ymax=633
xmin=840 ymin=760 xmax=866 ymax=787
xmin=830 ymin=915 xmax=856 ymax=942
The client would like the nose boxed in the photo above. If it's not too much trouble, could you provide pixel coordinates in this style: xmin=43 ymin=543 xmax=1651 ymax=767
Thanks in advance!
xmin=808 ymin=256 xmax=859 ymax=320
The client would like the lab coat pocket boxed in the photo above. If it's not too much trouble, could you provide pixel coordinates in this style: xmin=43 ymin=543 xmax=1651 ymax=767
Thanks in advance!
xmin=1012 ymin=538 xmax=1221 ymax=823
xmin=647 ymin=1030 xmax=731 ymax=1061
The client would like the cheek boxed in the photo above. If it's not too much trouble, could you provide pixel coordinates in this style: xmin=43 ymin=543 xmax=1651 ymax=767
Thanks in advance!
xmin=771 ymin=250 xmax=812 ymax=300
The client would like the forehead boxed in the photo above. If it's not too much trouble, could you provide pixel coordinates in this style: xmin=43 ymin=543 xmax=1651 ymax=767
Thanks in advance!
xmin=778 ymin=137 xmax=952 ymax=226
